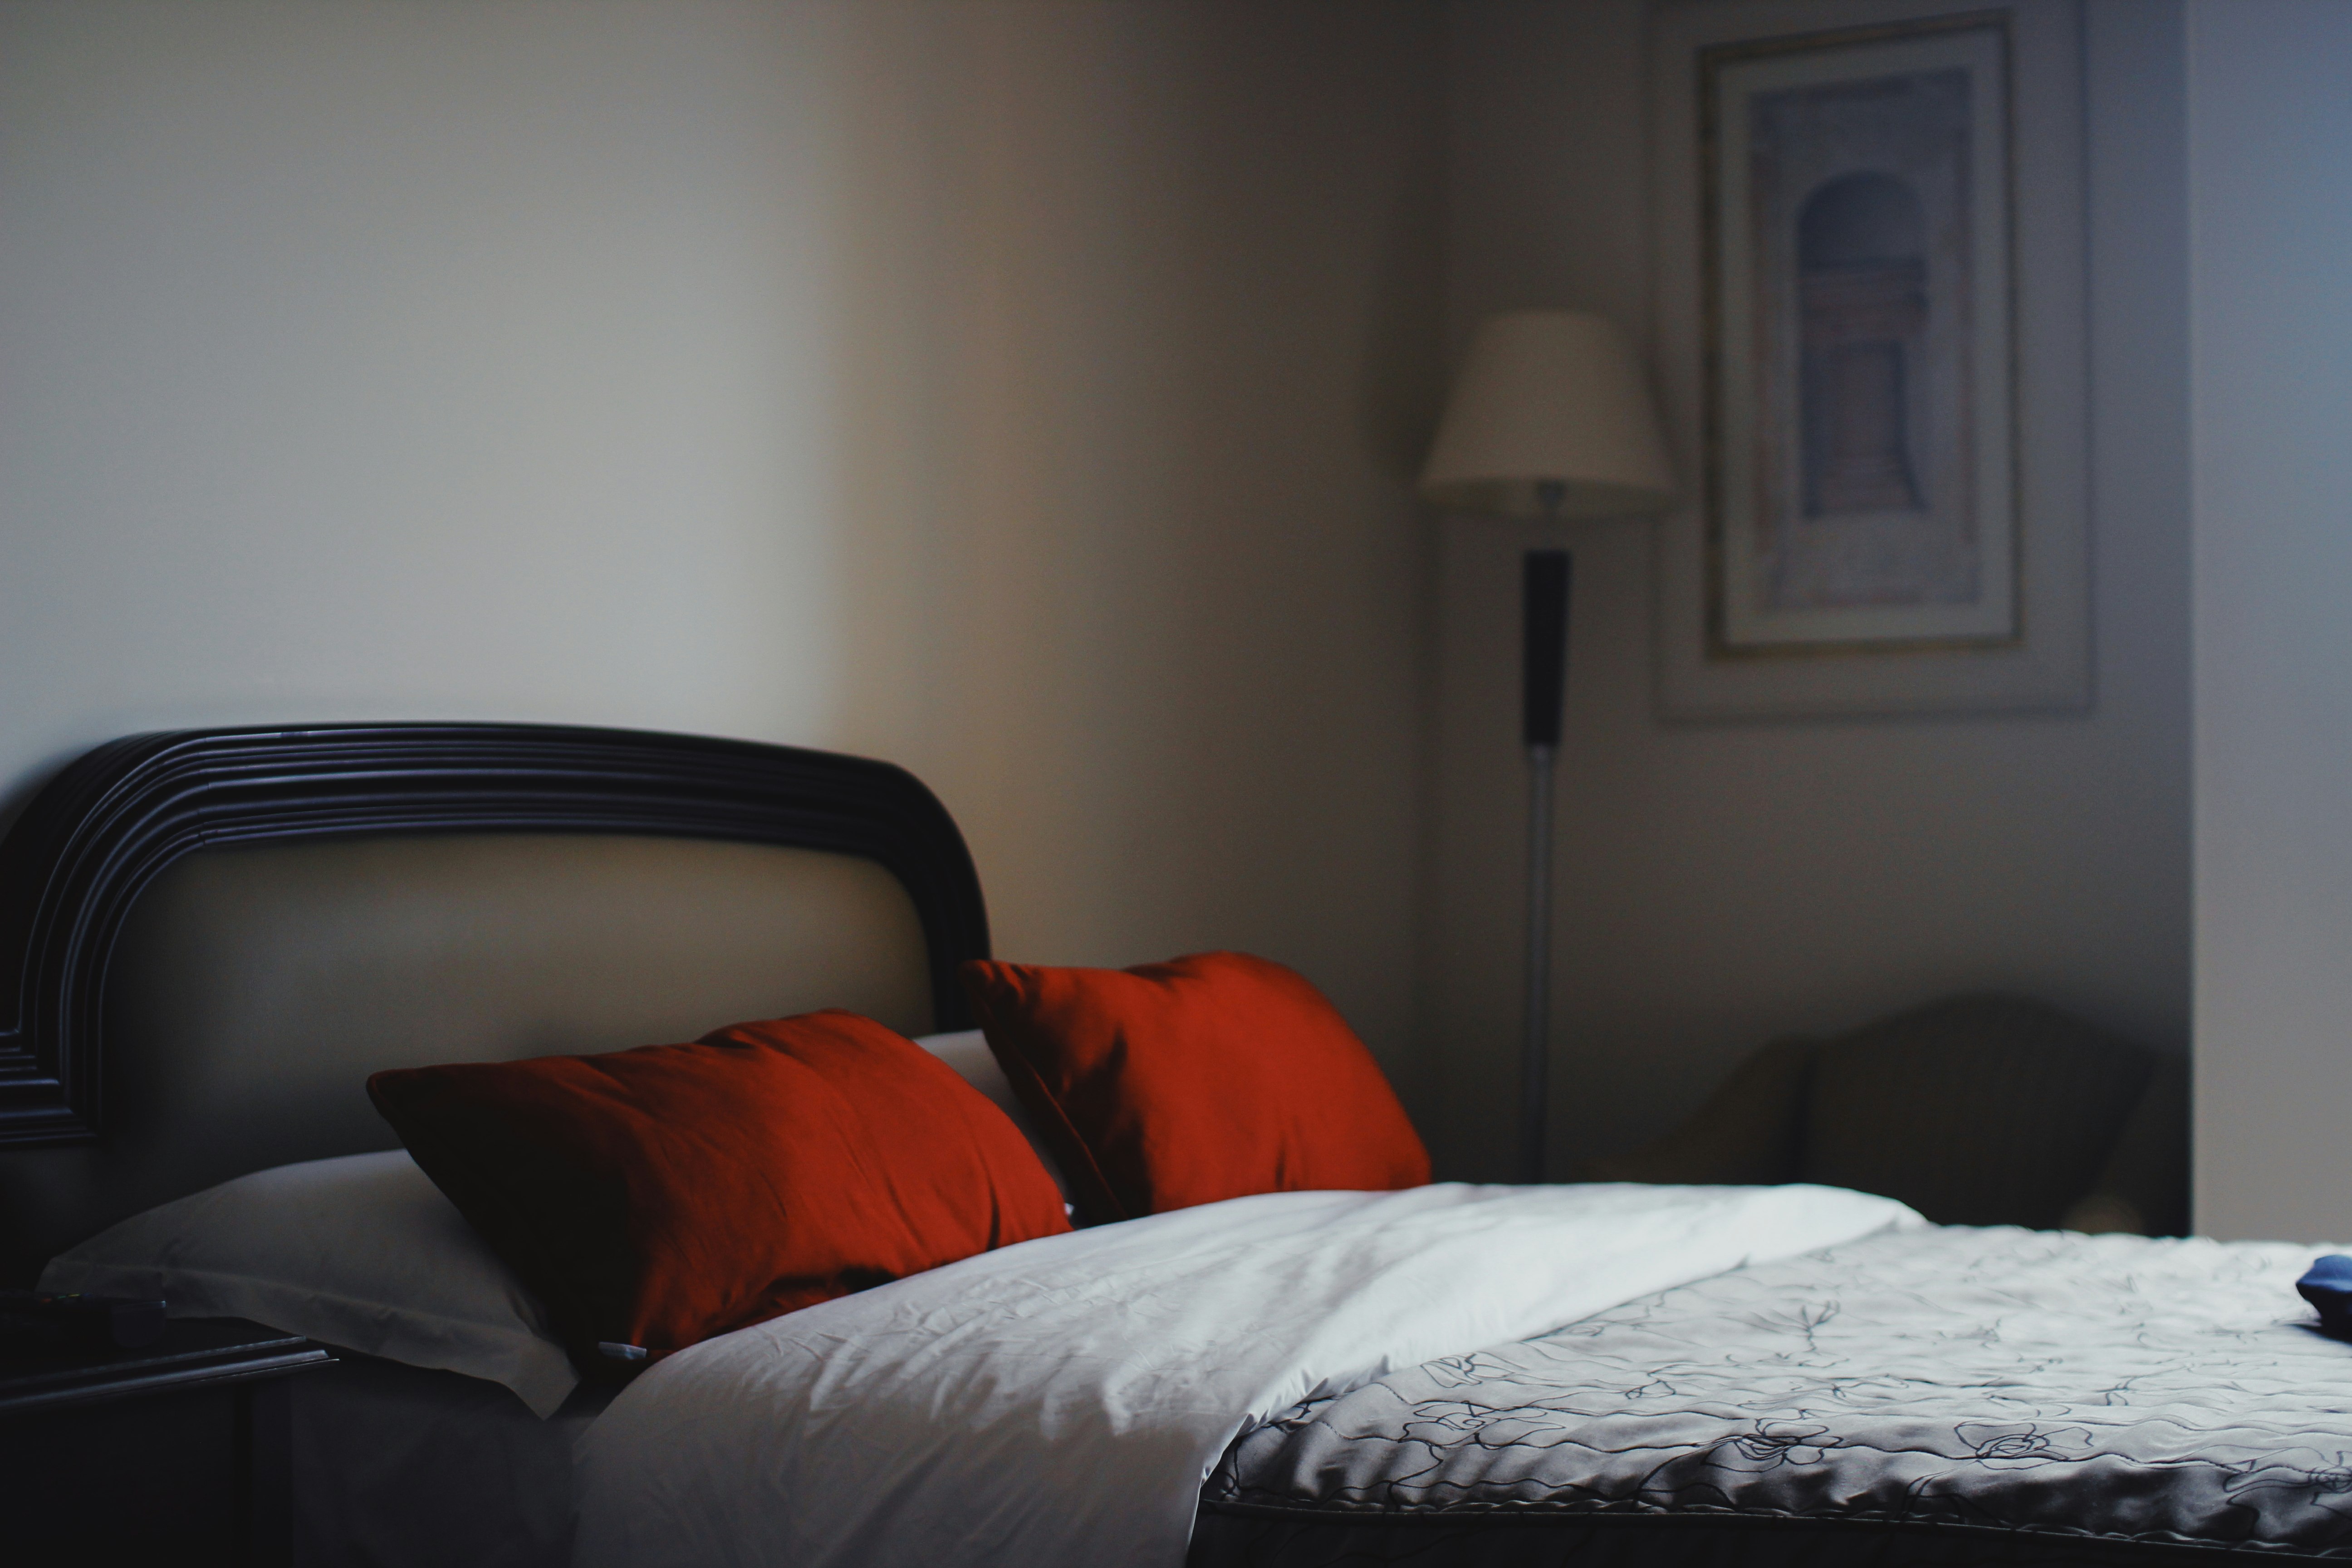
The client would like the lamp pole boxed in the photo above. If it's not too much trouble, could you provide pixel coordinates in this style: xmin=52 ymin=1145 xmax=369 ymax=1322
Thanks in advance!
xmin=1519 ymin=482 xmax=1569 ymax=1185
xmin=1414 ymin=309 xmax=1674 ymax=1187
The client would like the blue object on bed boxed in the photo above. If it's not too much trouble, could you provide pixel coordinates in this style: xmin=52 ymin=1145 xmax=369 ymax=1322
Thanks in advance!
xmin=2298 ymin=1253 xmax=2352 ymax=1338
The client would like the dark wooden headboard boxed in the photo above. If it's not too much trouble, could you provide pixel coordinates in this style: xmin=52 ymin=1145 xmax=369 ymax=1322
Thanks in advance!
xmin=0 ymin=723 xmax=991 ymax=1148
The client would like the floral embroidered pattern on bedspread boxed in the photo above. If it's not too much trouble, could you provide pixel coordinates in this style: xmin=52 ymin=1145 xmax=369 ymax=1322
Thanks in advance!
xmin=1204 ymin=1226 xmax=2352 ymax=1559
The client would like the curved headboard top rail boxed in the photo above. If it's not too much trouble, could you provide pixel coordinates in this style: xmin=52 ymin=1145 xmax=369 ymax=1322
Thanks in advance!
xmin=0 ymin=723 xmax=990 ymax=1147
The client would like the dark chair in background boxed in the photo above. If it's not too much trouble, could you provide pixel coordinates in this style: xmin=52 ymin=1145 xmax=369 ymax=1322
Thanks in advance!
xmin=1582 ymin=994 xmax=2188 ymax=1235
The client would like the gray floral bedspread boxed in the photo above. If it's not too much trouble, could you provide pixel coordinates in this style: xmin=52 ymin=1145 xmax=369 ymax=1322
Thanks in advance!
xmin=1194 ymin=1225 xmax=2352 ymax=1567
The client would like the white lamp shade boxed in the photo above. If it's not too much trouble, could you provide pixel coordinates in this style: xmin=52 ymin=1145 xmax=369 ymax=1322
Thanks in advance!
xmin=1420 ymin=309 xmax=1676 ymax=519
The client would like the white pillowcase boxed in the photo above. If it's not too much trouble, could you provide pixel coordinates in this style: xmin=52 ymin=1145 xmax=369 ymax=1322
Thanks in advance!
xmin=39 ymin=1148 xmax=581 ymax=1416
xmin=37 ymin=1026 xmax=1063 ymax=1419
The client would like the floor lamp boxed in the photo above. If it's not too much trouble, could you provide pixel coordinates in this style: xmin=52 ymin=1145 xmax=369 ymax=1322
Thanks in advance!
xmin=1419 ymin=310 xmax=1676 ymax=1184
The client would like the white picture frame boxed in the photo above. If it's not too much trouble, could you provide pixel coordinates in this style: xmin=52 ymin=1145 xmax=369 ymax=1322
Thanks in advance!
xmin=1652 ymin=0 xmax=2088 ymax=719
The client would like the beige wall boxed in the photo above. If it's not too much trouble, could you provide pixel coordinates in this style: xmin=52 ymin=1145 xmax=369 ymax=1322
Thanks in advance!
xmin=1422 ymin=0 xmax=2192 ymax=1179
xmin=0 ymin=1 xmax=1441 ymax=1066
xmin=2186 ymin=0 xmax=2352 ymax=1241
xmin=0 ymin=0 xmax=2206 ymax=1183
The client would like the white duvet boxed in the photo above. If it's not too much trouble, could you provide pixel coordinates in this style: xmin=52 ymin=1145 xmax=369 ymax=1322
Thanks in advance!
xmin=573 ymin=1181 xmax=1921 ymax=1568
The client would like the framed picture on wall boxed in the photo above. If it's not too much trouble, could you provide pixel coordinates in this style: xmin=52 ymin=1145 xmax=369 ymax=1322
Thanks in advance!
xmin=1651 ymin=0 xmax=2088 ymax=719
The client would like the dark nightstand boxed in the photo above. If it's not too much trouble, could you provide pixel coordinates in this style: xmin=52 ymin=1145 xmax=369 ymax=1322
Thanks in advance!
xmin=0 ymin=1317 xmax=332 ymax=1566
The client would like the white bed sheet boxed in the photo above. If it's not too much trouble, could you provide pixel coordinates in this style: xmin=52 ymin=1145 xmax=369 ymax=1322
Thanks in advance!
xmin=573 ymin=1181 xmax=1921 ymax=1568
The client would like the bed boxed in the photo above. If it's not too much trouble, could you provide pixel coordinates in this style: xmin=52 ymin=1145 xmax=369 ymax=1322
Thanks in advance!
xmin=2 ymin=722 xmax=2347 ymax=1568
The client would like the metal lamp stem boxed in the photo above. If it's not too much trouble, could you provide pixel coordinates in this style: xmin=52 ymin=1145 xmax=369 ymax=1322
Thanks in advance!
xmin=1521 ymin=740 xmax=1555 ymax=1184
xmin=1520 ymin=481 xmax=1571 ymax=1185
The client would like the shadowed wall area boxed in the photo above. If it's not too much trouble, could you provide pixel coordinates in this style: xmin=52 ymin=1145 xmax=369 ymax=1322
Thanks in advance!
xmin=1425 ymin=0 xmax=2189 ymax=1181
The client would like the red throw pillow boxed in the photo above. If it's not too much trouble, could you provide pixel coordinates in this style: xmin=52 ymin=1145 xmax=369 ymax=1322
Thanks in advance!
xmin=367 ymin=1009 xmax=1070 ymax=1372
xmin=961 ymin=951 xmax=1429 ymax=1221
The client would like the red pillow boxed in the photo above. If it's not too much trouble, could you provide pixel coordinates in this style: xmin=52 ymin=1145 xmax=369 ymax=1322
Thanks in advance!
xmin=367 ymin=1009 xmax=1070 ymax=1372
xmin=961 ymin=951 xmax=1429 ymax=1221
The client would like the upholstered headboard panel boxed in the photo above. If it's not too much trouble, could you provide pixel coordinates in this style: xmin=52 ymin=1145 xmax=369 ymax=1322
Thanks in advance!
xmin=0 ymin=724 xmax=988 ymax=1280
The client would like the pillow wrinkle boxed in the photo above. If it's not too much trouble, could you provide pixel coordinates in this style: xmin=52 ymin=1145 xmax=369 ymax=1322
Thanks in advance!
xmin=989 ymin=1034 xmax=1117 ymax=1222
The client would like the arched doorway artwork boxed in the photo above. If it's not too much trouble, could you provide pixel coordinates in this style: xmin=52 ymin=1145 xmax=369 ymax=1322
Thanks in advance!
xmin=1715 ymin=50 xmax=2008 ymax=651
xmin=1797 ymin=171 xmax=1928 ymax=518
xmin=1667 ymin=5 xmax=2093 ymax=720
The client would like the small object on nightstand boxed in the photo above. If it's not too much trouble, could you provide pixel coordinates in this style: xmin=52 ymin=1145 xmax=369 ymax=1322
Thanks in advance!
xmin=0 ymin=1289 xmax=169 ymax=1353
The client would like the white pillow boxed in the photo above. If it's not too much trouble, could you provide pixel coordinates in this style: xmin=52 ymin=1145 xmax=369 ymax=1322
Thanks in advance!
xmin=39 ymin=1148 xmax=580 ymax=1417
xmin=37 ymin=1026 xmax=1065 ymax=1419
